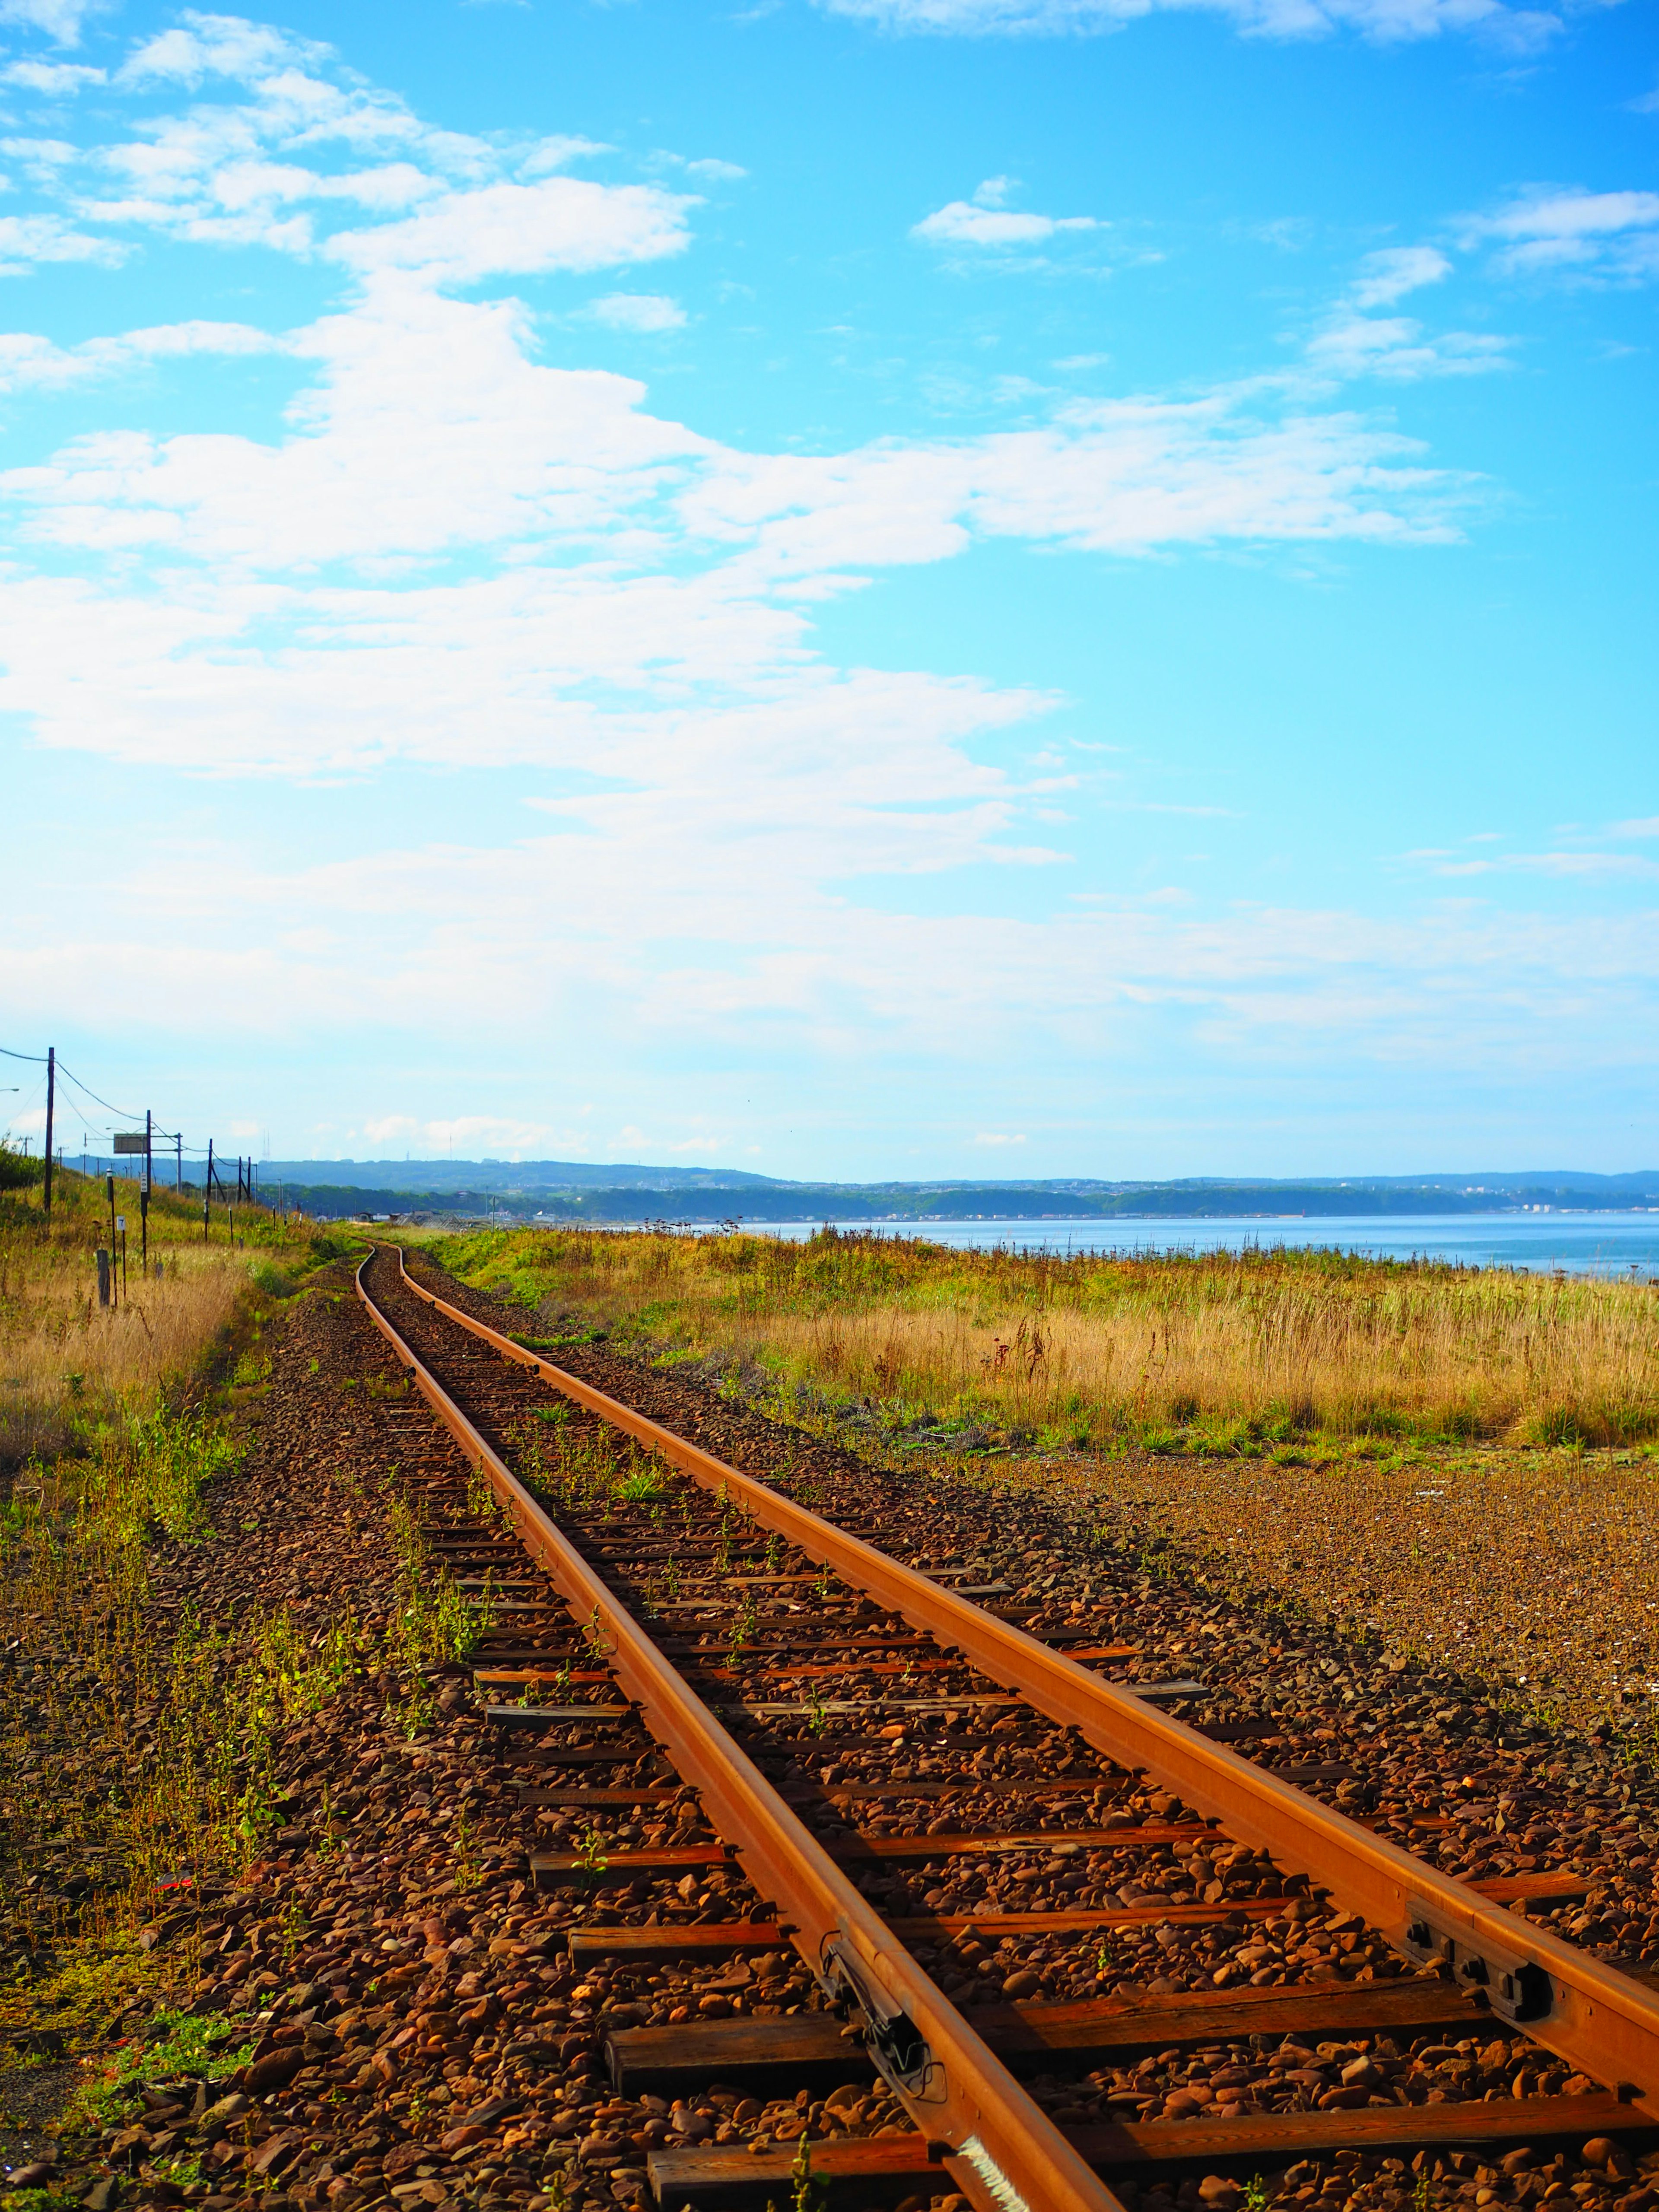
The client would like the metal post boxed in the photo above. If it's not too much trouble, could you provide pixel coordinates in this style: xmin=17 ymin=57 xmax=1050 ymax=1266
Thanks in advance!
xmin=42 ymin=1047 xmax=54 ymax=1220
xmin=96 ymin=1248 xmax=110 ymax=1307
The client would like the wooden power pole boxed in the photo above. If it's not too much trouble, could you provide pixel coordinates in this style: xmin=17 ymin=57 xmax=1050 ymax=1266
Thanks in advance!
xmin=41 ymin=1047 xmax=54 ymax=1220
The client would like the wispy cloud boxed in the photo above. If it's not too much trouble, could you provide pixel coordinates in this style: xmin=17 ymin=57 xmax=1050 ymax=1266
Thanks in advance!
xmin=1306 ymin=311 xmax=1510 ymax=381
xmin=819 ymin=0 xmax=1566 ymax=51
xmin=1463 ymin=188 xmax=1659 ymax=280
xmin=0 ymin=316 xmax=280 ymax=391
xmin=0 ymin=58 xmax=105 ymax=89
xmin=0 ymin=209 xmax=124 ymax=273
xmin=913 ymin=176 xmax=1098 ymax=250
xmin=585 ymin=290 xmax=688 ymax=331
xmin=1350 ymin=245 xmax=1451 ymax=307
xmin=0 ymin=0 xmax=104 ymax=48
xmin=0 ymin=9 xmax=1560 ymax=1119
xmin=1298 ymin=242 xmax=1510 ymax=384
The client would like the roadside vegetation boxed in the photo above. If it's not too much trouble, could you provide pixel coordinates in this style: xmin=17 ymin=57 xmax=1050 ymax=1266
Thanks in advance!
xmin=0 ymin=1152 xmax=304 ymax=1471
xmin=412 ymin=1221 xmax=1659 ymax=1452
xmin=0 ymin=1162 xmax=345 ymax=2087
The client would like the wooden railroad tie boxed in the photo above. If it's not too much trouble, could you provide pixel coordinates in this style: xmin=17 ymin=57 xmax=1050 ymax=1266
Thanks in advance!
xmin=604 ymin=1981 xmax=1498 ymax=2094
xmin=647 ymin=2096 xmax=1650 ymax=2212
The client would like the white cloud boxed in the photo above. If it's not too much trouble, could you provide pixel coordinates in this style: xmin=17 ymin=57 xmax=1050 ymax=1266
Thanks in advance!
xmin=671 ymin=156 xmax=746 ymax=182
xmin=0 ymin=316 xmax=280 ymax=391
xmin=327 ymin=175 xmax=693 ymax=283
xmin=119 ymin=14 xmax=327 ymax=87
xmin=973 ymin=1131 xmax=1027 ymax=1144
xmin=820 ymin=0 xmax=1560 ymax=46
xmin=1306 ymin=311 xmax=1509 ymax=381
xmin=1465 ymin=188 xmax=1659 ymax=280
xmin=518 ymin=135 xmax=611 ymax=175
xmin=585 ymin=290 xmax=688 ymax=331
xmin=0 ymin=0 xmax=100 ymax=45
xmin=1293 ymin=244 xmax=1509 ymax=385
xmin=0 ymin=210 xmax=123 ymax=272
xmin=0 ymin=13 xmax=1538 ymax=1111
xmin=914 ymin=178 xmax=1097 ymax=248
xmin=0 ymin=59 xmax=105 ymax=90
xmin=682 ymin=395 xmax=1466 ymax=580
xmin=1351 ymin=245 xmax=1451 ymax=307
xmin=360 ymin=1113 xmax=568 ymax=1157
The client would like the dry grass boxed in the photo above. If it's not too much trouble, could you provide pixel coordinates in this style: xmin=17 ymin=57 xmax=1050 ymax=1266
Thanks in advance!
xmin=0 ymin=1170 xmax=309 ymax=1469
xmin=416 ymin=1223 xmax=1659 ymax=1449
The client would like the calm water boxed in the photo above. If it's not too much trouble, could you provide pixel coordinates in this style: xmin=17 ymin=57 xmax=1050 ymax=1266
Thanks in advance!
xmin=693 ymin=1212 xmax=1659 ymax=1278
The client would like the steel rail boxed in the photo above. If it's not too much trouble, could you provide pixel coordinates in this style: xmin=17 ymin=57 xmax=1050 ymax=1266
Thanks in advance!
xmin=387 ymin=1242 xmax=1659 ymax=2119
xmin=355 ymin=1252 xmax=1117 ymax=2212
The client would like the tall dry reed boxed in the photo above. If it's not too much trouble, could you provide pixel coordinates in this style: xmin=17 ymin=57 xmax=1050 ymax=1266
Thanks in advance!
xmin=0 ymin=1171 xmax=301 ymax=1467
xmin=421 ymin=1224 xmax=1659 ymax=1446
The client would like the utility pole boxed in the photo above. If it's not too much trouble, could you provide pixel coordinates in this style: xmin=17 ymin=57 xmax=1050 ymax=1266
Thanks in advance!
xmin=41 ymin=1047 xmax=54 ymax=1219
xmin=175 ymin=1132 xmax=182 ymax=1192
xmin=205 ymin=1139 xmax=213 ymax=1240
xmin=142 ymin=1109 xmax=152 ymax=1269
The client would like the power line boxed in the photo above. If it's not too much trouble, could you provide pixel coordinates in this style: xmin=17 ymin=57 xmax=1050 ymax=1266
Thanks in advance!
xmin=3 ymin=1041 xmax=267 ymax=1204
xmin=55 ymin=1061 xmax=149 ymax=1126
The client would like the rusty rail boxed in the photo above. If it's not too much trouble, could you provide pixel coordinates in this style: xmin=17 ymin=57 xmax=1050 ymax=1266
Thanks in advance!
xmin=356 ymin=1252 xmax=1118 ymax=2212
xmin=385 ymin=1241 xmax=1659 ymax=2118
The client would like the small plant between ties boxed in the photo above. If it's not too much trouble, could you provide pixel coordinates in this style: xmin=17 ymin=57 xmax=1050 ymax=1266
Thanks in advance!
xmin=727 ymin=1585 xmax=760 ymax=1668
xmin=573 ymin=1824 xmax=610 ymax=1880
xmin=582 ymin=1603 xmax=610 ymax=1662
xmin=790 ymin=2132 xmax=828 ymax=2212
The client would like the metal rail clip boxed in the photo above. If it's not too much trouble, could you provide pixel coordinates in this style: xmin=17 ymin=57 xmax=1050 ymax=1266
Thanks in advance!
xmin=1399 ymin=1899 xmax=1554 ymax=2023
xmin=822 ymin=1936 xmax=940 ymax=2101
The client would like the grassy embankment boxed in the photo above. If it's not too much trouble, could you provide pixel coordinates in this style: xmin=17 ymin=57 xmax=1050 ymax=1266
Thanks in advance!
xmin=0 ymin=1158 xmax=352 ymax=2097
xmin=411 ymin=1224 xmax=1659 ymax=1736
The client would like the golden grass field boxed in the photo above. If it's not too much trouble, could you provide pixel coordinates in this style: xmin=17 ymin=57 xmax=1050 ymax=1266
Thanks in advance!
xmin=419 ymin=1221 xmax=1659 ymax=1449
xmin=0 ymin=1164 xmax=311 ymax=1469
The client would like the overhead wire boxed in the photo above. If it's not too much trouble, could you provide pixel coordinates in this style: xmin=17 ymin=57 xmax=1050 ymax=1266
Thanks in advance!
xmin=3 ymin=1042 xmax=250 ymax=1176
xmin=54 ymin=1061 xmax=150 ymax=1128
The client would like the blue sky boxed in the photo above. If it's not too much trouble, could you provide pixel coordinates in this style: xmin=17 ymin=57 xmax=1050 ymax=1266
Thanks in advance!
xmin=0 ymin=0 xmax=1654 ymax=1179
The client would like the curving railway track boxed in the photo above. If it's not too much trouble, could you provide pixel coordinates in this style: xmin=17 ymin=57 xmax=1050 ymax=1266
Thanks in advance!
xmin=355 ymin=1242 xmax=1659 ymax=2212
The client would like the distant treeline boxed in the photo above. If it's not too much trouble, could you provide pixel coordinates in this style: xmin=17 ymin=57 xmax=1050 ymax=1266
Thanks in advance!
xmin=279 ymin=1179 xmax=1657 ymax=1224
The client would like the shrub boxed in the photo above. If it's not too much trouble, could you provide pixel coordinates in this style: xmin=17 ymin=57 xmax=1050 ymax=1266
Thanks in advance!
xmin=0 ymin=1142 xmax=41 ymax=1191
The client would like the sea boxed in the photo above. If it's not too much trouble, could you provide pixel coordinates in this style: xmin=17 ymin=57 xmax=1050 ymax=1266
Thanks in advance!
xmin=686 ymin=1213 xmax=1659 ymax=1279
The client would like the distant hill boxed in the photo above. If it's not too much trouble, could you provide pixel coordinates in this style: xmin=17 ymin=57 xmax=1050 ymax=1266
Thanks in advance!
xmin=255 ymin=1159 xmax=1659 ymax=1223
xmin=261 ymin=1157 xmax=778 ymax=1193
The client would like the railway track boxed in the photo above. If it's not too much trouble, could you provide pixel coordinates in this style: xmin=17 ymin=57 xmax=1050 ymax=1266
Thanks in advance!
xmin=356 ymin=1243 xmax=1659 ymax=2212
